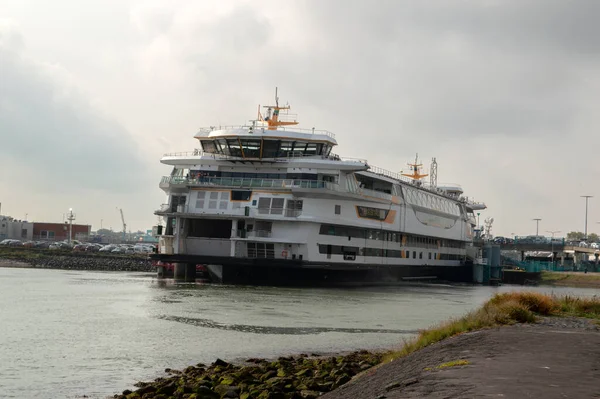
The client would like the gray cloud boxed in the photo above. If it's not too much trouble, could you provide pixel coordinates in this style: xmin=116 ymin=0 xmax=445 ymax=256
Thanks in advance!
xmin=0 ymin=23 xmax=151 ymax=194
xmin=2 ymin=0 xmax=599 ymax=235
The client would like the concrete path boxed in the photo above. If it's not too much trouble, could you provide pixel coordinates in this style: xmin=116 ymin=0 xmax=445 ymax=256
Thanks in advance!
xmin=324 ymin=318 xmax=600 ymax=399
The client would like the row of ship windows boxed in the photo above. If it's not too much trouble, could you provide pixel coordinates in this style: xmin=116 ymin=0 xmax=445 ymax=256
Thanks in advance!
xmin=194 ymin=192 xmax=304 ymax=212
xmin=317 ymin=245 xmax=464 ymax=260
xmin=200 ymin=139 xmax=334 ymax=159
xmin=319 ymin=224 xmax=466 ymax=249
xmin=187 ymin=171 xmax=319 ymax=180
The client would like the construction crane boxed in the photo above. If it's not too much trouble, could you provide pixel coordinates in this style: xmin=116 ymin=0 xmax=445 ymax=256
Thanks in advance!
xmin=117 ymin=208 xmax=126 ymax=242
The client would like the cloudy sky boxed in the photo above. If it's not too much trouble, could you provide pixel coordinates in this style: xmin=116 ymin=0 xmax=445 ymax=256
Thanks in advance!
xmin=1 ymin=0 xmax=599 ymax=237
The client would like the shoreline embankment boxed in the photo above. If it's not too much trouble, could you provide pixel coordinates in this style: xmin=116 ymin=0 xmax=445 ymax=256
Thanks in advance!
xmin=540 ymin=270 xmax=600 ymax=288
xmin=0 ymin=248 xmax=153 ymax=272
xmin=111 ymin=292 xmax=600 ymax=399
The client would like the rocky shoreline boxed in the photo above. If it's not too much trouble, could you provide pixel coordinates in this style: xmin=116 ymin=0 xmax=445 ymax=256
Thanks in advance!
xmin=0 ymin=249 xmax=153 ymax=272
xmin=110 ymin=292 xmax=600 ymax=399
xmin=113 ymin=351 xmax=382 ymax=399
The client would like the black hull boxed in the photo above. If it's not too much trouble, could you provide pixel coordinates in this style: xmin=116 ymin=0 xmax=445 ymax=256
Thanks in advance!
xmin=211 ymin=264 xmax=473 ymax=287
xmin=151 ymin=254 xmax=474 ymax=287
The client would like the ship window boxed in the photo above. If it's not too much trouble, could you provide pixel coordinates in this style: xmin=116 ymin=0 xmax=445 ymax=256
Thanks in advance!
xmin=413 ymin=251 xmax=416 ymax=259
xmin=240 ymin=139 xmax=261 ymax=158
xmin=214 ymin=140 xmax=223 ymax=154
xmin=226 ymin=139 xmax=242 ymax=157
xmin=305 ymin=143 xmax=318 ymax=156
xmin=262 ymin=140 xmax=280 ymax=158
xmin=195 ymin=191 xmax=206 ymax=209
xmin=279 ymin=141 xmax=294 ymax=157
xmin=216 ymin=139 xmax=229 ymax=155
xmin=200 ymin=140 xmax=217 ymax=153
xmin=271 ymin=198 xmax=284 ymax=214
xmin=419 ymin=252 xmax=423 ymax=259
xmin=335 ymin=205 xmax=341 ymax=215
xmin=219 ymin=192 xmax=229 ymax=209
xmin=232 ymin=191 xmax=252 ymax=201
xmin=209 ymin=192 xmax=219 ymax=209
xmin=316 ymin=143 xmax=324 ymax=155
xmin=258 ymin=198 xmax=271 ymax=213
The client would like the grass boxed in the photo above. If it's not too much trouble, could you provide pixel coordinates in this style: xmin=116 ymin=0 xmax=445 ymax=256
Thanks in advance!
xmin=382 ymin=292 xmax=600 ymax=363
xmin=424 ymin=359 xmax=470 ymax=371
xmin=540 ymin=271 xmax=600 ymax=287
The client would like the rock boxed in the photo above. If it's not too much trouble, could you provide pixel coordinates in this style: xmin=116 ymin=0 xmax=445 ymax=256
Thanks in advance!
xmin=156 ymin=382 xmax=176 ymax=395
xmin=213 ymin=358 xmax=230 ymax=368
xmin=375 ymin=395 xmax=387 ymax=399
xmin=335 ymin=373 xmax=351 ymax=386
xmin=260 ymin=370 xmax=277 ymax=381
xmin=214 ymin=384 xmax=240 ymax=398
xmin=299 ymin=390 xmax=320 ymax=399
xmin=122 ymin=390 xmax=132 ymax=395
xmin=194 ymin=386 xmax=219 ymax=398
xmin=135 ymin=385 xmax=156 ymax=396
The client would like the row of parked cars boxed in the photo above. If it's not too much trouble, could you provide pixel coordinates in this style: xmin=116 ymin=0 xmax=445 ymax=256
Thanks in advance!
xmin=0 ymin=239 xmax=156 ymax=254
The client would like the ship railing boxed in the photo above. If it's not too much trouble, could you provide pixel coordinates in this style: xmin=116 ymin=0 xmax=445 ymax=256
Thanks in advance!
xmin=196 ymin=125 xmax=336 ymax=139
xmin=162 ymin=149 xmax=202 ymax=157
xmin=161 ymin=176 xmax=341 ymax=191
xmin=237 ymin=230 xmax=273 ymax=238
xmin=158 ymin=203 xmax=170 ymax=212
xmin=328 ymin=153 xmax=368 ymax=164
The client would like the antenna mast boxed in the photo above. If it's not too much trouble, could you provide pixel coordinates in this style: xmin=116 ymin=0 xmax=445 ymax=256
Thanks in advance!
xmin=430 ymin=157 xmax=438 ymax=187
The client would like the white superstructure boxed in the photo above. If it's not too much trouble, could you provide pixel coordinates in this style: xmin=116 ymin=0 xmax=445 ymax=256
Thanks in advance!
xmin=154 ymin=90 xmax=486 ymax=284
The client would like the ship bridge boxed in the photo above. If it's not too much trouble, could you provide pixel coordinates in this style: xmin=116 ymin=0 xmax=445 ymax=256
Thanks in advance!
xmin=194 ymin=126 xmax=338 ymax=160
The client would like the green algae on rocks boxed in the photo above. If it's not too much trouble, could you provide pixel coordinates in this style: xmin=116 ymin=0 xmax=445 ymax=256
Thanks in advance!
xmin=113 ymin=351 xmax=382 ymax=399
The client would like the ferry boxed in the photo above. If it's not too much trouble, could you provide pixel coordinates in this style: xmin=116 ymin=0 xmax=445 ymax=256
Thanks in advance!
xmin=152 ymin=89 xmax=486 ymax=285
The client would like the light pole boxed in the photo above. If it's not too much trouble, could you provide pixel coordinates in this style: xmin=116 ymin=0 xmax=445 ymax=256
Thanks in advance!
xmin=546 ymin=230 xmax=561 ymax=265
xmin=581 ymin=195 xmax=593 ymax=241
xmin=66 ymin=208 xmax=75 ymax=244
xmin=533 ymin=218 xmax=541 ymax=236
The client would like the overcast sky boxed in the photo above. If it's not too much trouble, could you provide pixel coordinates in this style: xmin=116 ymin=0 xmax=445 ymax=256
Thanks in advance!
xmin=1 ymin=0 xmax=599 ymax=237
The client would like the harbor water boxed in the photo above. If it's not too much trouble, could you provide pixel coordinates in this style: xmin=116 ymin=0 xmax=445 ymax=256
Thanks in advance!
xmin=0 ymin=268 xmax=597 ymax=399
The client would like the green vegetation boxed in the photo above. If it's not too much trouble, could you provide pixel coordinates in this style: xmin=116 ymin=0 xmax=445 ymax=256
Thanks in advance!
xmin=424 ymin=359 xmax=470 ymax=371
xmin=566 ymin=231 xmax=598 ymax=242
xmin=541 ymin=271 xmax=600 ymax=288
xmin=383 ymin=292 xmax=600 ymax=363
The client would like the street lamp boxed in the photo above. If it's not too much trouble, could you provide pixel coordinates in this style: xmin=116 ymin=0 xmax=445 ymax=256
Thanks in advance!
xmin=533 ymin=218 xmax=542 ymax=236
xmin=66 ymin=208 xmax=76 ymax=244
xmin=581 ymin=195 xmax=593 ymax=241
xmin=546 ymin=230 xmax=561 ymax=265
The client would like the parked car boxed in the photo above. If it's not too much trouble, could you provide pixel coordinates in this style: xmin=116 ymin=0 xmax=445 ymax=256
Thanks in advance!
xmin=590 ymin=242 xmax=599 ymax=249
xmin=579 ymin=241 xmax=589 ymax=248
xmin=0 ymin=239 xmax=23 ymax=247
xmin=99 ymin=244 xmax=117 ymax=252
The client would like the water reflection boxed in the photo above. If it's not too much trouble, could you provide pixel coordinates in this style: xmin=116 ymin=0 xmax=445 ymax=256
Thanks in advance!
xmin=155 ymin=314 xmax=418 ymax=335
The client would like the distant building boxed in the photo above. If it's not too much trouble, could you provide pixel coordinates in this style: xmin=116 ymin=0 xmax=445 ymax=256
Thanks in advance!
xmin=32 ymin=222 xmax=91 ymax=241
xmin=0 ymin=216 xmax=34 ymax=241
xmin=0 ymin=215 xmax=91 ymax=242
